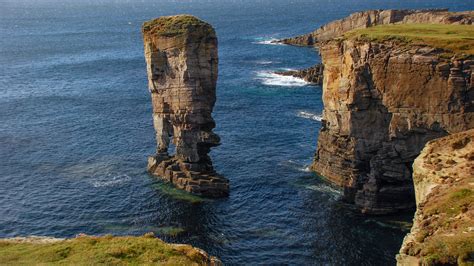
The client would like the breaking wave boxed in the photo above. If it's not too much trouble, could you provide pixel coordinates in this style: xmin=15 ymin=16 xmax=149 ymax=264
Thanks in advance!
xmin=297 ymin=111 xmax=322 ymax=121
xmin=90 ymin=173 xmax=132 ymax=188
xmin=255 ymin=71 xmax=310 ymax=87
xmin=252 ymin=37 xmax=284 ymax=45
xmin=304 ymin=184 xmax=343 ymax=199
xmin=255 ymin=60 xmax=275 ymax=65
xmin=279 ymin=159 xmax=312 ymax=172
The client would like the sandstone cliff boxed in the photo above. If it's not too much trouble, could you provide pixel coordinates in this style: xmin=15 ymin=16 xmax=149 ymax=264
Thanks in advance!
xmin=278 ymin=9 xmax=473 ymax=46
xmin=396 ymin=129 xmax=474 ymax=265
xmin=275 ymin=9 xmax=473 ymax=91
xmin=311 ymin=24 xmax=474 ymax=214
xmin=142 ymin=15 xmax=229 ymax=197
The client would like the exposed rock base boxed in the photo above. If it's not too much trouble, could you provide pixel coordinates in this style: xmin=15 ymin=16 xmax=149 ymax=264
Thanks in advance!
xmin=142 ymin=15 xmax=229 ymax=197
xmin=397 ymin=129 xmax=474 ymax=265
xmin=312 ymin=38 xmax=473 ymax=214
xmin=275 ymin=64 xmax=323 ymax=85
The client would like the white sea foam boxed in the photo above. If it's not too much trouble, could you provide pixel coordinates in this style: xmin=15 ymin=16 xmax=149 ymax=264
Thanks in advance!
xmin=255 ymin=60 xmax=274 ymax=65
xmin=91 ymin=173 xmax=131 ymax=188
xmin=297 ymin=111 xmax=323 ymax=122
xmin=305 ymin=184 xmax=343 ymax=198
xmin=279 ymin=160 xmax=312 ymax=172
xmin=255 ymin=71 xmax=310 ymax=87
xmin=252 ymin=38 xmax=284 ymax=45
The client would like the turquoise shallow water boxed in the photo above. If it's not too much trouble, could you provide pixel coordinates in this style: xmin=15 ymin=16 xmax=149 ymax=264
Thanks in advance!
xmin=1 ymin=0 xmax=472 ymax=264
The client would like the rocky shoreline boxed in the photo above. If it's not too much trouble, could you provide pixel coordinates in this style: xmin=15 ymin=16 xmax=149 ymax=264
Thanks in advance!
xmin=274 ymin=64 xmax=323 ymax=86
xmin=276 ymin=7 xmax=474 ymax=264
xmin=275 ymin=9 xmax=474 ymax=215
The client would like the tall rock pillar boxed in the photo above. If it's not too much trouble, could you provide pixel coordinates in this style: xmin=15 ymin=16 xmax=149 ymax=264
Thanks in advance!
xmin=142 ymin=15 xmax=229 ymax=197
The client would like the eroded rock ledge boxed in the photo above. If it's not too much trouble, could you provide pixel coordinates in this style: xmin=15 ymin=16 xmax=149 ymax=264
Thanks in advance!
xmin=311 ymin=27 xmax=474 ymax=214
xmin=275 ymin=64 xmax=323 ymax=85
xmin=396 ymin=129 xmax=474 ymax=265
xmin=142 ymin=15 xmax=229 ymax=197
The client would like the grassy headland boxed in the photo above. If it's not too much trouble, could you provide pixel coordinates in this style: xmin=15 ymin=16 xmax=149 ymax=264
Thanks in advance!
xmin=0 ymin=234 xmax=217 ymax=265
xmin=344 ymin=24 xmax=474 ymax=57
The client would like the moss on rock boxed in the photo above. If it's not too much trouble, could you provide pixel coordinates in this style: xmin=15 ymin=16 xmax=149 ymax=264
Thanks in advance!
xmin=142 ymin=15 xmax=213 ymax=37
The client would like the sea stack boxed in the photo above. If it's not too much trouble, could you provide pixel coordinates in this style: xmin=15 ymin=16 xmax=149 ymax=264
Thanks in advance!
xmin=142 ymin=15 xmax=229 ymax=197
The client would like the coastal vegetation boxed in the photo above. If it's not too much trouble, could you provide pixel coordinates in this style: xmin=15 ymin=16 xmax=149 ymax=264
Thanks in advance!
xmin=142 ymin=15 xmax=213 ymax=37
xmin=0 ymin=234 xmax=214 ymax=265
xmin=344 ymin=24 xmax=474 ymax=57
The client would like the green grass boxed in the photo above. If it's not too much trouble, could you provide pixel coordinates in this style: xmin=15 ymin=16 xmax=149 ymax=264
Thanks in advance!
xmin=0 ymin=235 xmax=211 ymax=265
xmin=142 ymin=15 xmax=213 ymax=37
xmin=424 ymin=187 xmax=473 ymax=218
xmin=422 ymin=234 xmax=474 ymax=265
xmin=344 ymin=24 xmax=474 ymax=57
xmin=412 ymin=185 xmax=474 ymax=265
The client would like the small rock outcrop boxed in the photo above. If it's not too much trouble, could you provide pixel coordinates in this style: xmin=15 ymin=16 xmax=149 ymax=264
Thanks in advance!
xmin=311 ymin=30 xmax=473 ymax=214
xmin=142 ymin=15 xmax=229 ymax=197
xmin=397 ymin=129 xmax=474 ymax=265
xmin=275 ymin=64 xmax=324 ymax=85
xmin=277 ymin=9 xmax=473 ymax=46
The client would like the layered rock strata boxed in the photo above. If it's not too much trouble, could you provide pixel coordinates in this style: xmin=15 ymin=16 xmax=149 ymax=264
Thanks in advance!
xmin=312 ymin=38 xmax=474 ymax=214
xmin=142 ymin=15 xmax=229 ymax=197
xmin=275 ymin=64 xmax=324 ymax=85
xmin=277 ymin=9 xmax=473 ymax=46
xmin=397 ymin=129 xmax=474 ymax=265
xmin=275 ymin=9 xmax=473 ymax=90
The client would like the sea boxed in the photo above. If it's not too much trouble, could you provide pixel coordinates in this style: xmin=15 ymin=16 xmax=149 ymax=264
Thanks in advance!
xmin=1 ymin=0 xmax=472 ymax=264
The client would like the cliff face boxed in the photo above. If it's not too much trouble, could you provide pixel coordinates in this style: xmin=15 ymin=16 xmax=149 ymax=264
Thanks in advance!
xmin=279 ymin=9 xmax=473 ymax=46
xmin=397 ymin=129 xmax=474 ymax=265
xmin=142 ymin=15 xmax=229 ymax=197
xmin=312 ymin=37 xmax=474 ymax=213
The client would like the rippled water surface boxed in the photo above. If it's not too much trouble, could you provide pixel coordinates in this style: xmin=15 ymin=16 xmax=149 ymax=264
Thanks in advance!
xmin=1 ymin=0 xmax=472 ymax=264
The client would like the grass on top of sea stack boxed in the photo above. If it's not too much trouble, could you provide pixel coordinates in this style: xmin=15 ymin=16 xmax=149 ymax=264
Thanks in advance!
xmin=0 ymin=234 xmax=213 ymax=265
xmin=142 ymin=15 xmax=213 ymax=37
xmin=344 ymin=24 xmax=474 ymax=57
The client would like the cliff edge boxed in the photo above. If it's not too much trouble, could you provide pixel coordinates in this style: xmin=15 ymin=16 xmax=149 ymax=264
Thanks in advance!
xmin=312 ymin=23 xmax=474 ymax=214
xmin=396 ymin=129 xmax=474 ymax=265
xmin=142 ymin=15 xmax=229 ymax=197
xmin=278 ymin=9 xmax=473 ymax=46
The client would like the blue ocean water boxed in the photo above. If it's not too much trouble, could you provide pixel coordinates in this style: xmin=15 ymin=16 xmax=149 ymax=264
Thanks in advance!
xmin=1 ymin=0 xmax=473 ymax=264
